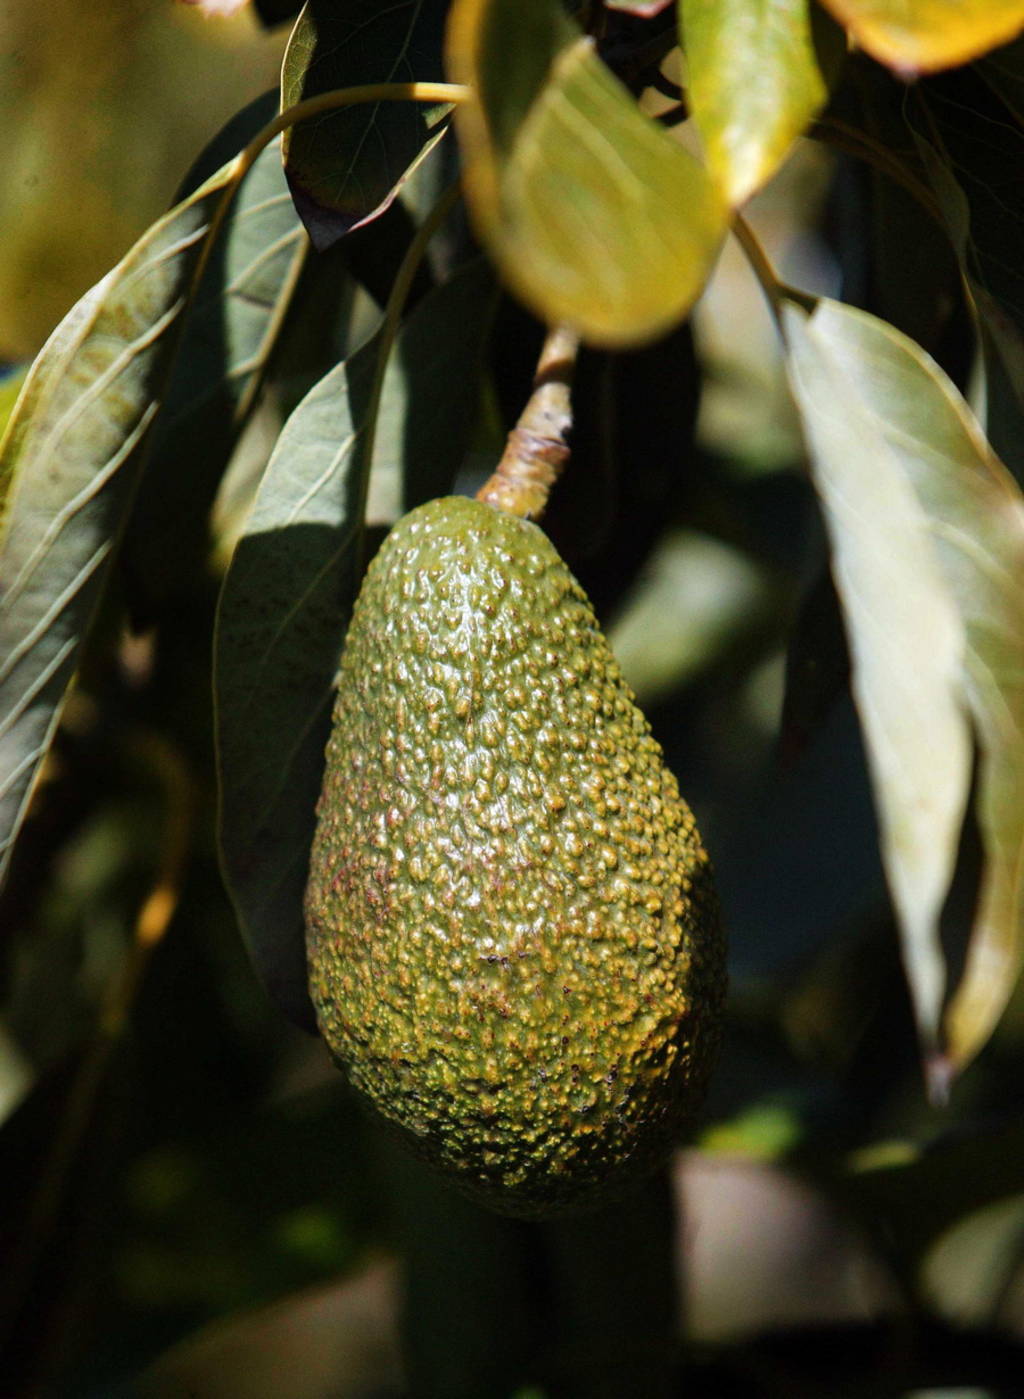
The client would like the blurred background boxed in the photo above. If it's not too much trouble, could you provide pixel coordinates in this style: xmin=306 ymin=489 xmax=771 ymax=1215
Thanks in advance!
xmin=2 ymin=3 xmax=1024 ymax=1397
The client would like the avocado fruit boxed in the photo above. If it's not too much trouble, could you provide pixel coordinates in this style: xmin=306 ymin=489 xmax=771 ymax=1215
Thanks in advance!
xmin=305 ymin=495 xmax=725 ymax=1217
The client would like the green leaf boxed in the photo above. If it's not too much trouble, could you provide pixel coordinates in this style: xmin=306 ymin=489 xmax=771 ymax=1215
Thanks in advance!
xmin=817 ymin=0 xmax=1024 ymax=74
xmin=783 ymin=296 xmax=1024 ymax=1075
xmin=447 ymin=0 xmax=727 ymax=346
xmin=781 ymin=299 xmax=972 ymax=1063
xmin=0 ymin=162 xmax=241 ymax=888
xmin=681 ymin=0 xmax=833 ymax=206
xmin=124 ymin=124 xmax=308 ymax=611
xmin=214 ymin=262 xmax=495 ymax=1026
xmin=281 ymin=0 xmax=451 ymax=251
xmin=368 ymin=255 xmax=498 ymax=523
xmin=0 ymin=366 xmax=28 ymax=522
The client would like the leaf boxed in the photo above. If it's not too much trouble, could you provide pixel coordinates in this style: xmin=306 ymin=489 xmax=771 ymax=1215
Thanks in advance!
xmin=124 ymin=125 xmax=309 ymax=611
xmin=780 ymin=299 xmax=972 ymax=1061
xmin=0 ymin=366 xmax=28 ymax=521
xmin=784 ymin=296 xmax=1024 ymax=1076
xmin=281 ymin=0 xmax=451 ymax=251
xmin=911 ymin=75 xmax=1024 ymax=482
xmin=680 ymin=0 xmax=833 ymax=206
xmin=817 ymin=0 xmax=1024 ymax=74
xmin=368 ymin=255 xmax=498 ymax=523
xmin=214 ymin=262 xmax=495 ymax=1027
xmin=447 ymin=0 xmax=728 ymax=346
xmin=0 ymin=162 xmax=241 ymax=889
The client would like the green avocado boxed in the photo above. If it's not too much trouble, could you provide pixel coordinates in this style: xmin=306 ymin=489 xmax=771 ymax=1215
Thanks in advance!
xmin=305 ymin=495 xmax=725 ymax=1217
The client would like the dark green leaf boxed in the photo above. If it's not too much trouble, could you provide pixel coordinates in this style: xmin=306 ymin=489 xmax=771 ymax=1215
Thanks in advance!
xmin=0 ymin=162 xmax=242 ymax=888
xmin=124 ymin=127 xmax=308 ymax=611
xmin=281 ymin=0 xmax=451 ymax=251
xmin=369 ymin=256 xmax=498 ymax=522
xmin=215 ymin=261 xmax=495 ymax=1026
xmin=447 ymin=0 xmax=727 ymax=345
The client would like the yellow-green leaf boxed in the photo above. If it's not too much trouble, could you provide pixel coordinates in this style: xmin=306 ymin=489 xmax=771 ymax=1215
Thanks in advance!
xmin=783 ymin=295 xmax=1024 ymax=1077
xmin=0 ymin=164 xmax=241 ymax=887
xmin=447 ymin=0 xmax=727 ymax=345
xmin=681 ymin=0 xmax=834 ymax=206
xmin=818 ymin=0 xmax=1024 ymax=74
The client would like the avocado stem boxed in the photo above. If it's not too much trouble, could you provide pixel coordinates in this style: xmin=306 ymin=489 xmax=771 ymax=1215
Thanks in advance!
xmin=476 ymin=324 xmax=580 ymax=522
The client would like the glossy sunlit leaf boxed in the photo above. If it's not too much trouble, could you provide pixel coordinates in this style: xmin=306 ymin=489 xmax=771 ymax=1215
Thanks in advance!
xmin=681 ymin=0 xmax=833 ymax=205
xmin=781 ymin=299 xmax=972 ymax=1062
xmin=447 ymin=0 xmax=727 ymax=345
xmin=281 ymin=0 xmax=451 ymax=250
xmin=818 ymin=0 xmax=1024 ymax=74
xmin=215 ymin=261 xmax=495 ymax=1026
xmin=0 ymin=162 xmax=241 ymax=888
xmin=784 ymin=296 xmax=1024 ymax=1075
xmin=124 ymin=127 xmax=308 ymax=610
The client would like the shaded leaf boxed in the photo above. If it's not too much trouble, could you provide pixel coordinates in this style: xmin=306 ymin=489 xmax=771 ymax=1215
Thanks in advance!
xmin=818 ymin=0 xmax=1024 ymax=74
xmin=681 ymin=0 xmax=834 ymax=206
xmin=447 ymin=0 xmax=727 ymax=346
xmin=780 ymin=299 xmax=972 ymax=1061
xmin=844 ymin=1120 xmax=1024 ymax=1276
xmin=124 ymin=124 xmax=309 ymax=611
xmin=214 ymin=346 xmax=376 ymax=1029
xmin=215 ymin=263 xmax=494 ymax=1026
xmin=368 ymin=255 xmax=498 ymax=523
xmin=0 ymin=162 xmax=242 ymax=887
xmin=281 ymin=0 xmax=451 ymax=251
xmin=785 ymin=296 xmax=1024 ymax=1075
xmin=912 ymin=74 xmax=1024 ymax=482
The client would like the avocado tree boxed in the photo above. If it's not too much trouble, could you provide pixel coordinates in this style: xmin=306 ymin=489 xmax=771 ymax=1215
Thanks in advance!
xmin=1 ymin=0 xmax=1024 ymax=1394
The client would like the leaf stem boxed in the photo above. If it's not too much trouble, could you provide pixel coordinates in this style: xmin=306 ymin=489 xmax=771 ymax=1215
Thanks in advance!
xmin=476 ymin=324 xmax=581 ymax=521
xmin=731 ymin=216 xmax=815 ymax=322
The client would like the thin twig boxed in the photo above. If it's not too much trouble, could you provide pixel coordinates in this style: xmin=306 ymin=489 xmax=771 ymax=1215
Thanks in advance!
xmin=476 ymin=325 xmax=581 ymax=521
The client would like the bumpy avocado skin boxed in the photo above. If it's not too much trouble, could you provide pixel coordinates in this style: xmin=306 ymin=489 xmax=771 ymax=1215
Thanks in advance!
xmin=305 ymin=496 xmax=725 ymax=1217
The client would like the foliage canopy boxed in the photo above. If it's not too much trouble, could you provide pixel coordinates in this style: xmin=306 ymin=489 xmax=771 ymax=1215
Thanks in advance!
xmin=2 ymin=0 xmax=1024 ymax=1393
